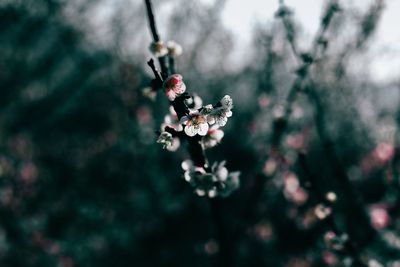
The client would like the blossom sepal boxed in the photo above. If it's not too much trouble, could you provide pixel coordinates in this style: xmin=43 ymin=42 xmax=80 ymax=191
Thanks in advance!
xmin=156 ymin=131 xmax=180 ymax=151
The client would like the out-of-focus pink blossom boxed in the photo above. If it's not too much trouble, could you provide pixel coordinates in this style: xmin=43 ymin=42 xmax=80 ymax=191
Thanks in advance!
xmin=283 ymin=172 xmax=308 ymax=205
xmin=314 ymin=204 xmax=332 ymax=220
xmin=204 ymin=239 xmax=219 ymax=255
xmin=19 ymin=162 xmax=38 ymax=183
xmin=284 ymin=172 xmax=299 ymax=194
xmin=322 ymin=251 xmax=338 ymax=265
xmin=136 ymin=106 xmax=152 ymax=125
xmin=361 ymin=143 xmax=394 ymax=173
xmin=289 ymin=188 xmax=308 ymax=205
xmin=286 ymin=133 xmax=306 ymax=150
xmin=253 ymin=221 xmax=273 ymax=241
xmin=369 ymin=205 xmax=390 ymax=229
xmin=374 ymin=143 xmax=394 ymax=163
xmin=258 ymin=93 xmax=270 ymax=109
xmin=263 ymin=159 xmax=277 ymax=176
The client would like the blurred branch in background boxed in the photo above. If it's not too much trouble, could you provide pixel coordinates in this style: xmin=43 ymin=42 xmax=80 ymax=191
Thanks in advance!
xmin=0 ymin=0 xmax=400 ymax=266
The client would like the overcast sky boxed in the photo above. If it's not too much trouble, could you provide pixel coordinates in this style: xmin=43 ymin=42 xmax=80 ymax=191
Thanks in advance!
xmin=217 ymin=0 xmax=400 ymax=82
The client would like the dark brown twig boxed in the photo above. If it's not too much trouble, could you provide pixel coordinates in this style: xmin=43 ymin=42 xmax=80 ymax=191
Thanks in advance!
xmin=143 ymin=1 xmax=232 ymax=266
xmin=144 ymin=0 xmax=169 ymax=78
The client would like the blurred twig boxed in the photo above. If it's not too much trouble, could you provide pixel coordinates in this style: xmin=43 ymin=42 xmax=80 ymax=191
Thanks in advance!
xmin=282 ymin=1 xmax=375 ymax=263
xmin=235 ymin=1 xmax=373 ymax=265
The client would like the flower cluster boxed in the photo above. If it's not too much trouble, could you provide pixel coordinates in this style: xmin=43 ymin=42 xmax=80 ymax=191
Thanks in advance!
xmin=159 ymin=72 xmax=234 ymax=137
xmin=179 ymin=94 xmax=233 ymax=138
xmin=149 ymin=40 xmax=183 ymax=58
xmin=156 ymin=73 xmax=233 ymax=147
xmin=203 ymin=95 xmax=233 ymax=127
xmin=149 ymin=38 xmax=239 ymax=198
xmin=182 ymin=160 xmax=240 ymax=198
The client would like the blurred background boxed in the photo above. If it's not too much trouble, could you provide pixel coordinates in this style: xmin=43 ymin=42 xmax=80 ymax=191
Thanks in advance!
xmin=1 ymin=0 xmax=400 ymax=266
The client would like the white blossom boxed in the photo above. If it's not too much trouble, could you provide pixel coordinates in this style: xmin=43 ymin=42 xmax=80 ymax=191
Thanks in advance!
xmin=206 ymin=95 xmax=233 ymax=127
xmin=180 ymin=112 xmax=209 ymax=137
xmin=220 ymin=95 xmax=233 ymax=110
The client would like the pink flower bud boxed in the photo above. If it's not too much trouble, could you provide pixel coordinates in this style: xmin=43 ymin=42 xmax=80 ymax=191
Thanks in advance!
xmin=163 ymin=74 xmax=186 ymax=101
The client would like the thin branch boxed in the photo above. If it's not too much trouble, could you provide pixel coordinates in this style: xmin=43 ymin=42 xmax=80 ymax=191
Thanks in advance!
xmin=144 ymin=0 xmax=169 ymax=78
xmin=144 ymin=0 xmax=160 ymax=42
xmin=143 ymin=1 xmax=232 ymax=266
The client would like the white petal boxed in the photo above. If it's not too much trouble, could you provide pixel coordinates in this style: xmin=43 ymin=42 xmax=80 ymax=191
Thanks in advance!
xmin=184 ymin=171 xmax=192 ymax=182
xmin=208 ymin=189 xmax=217 ymax=198
xmin=198 ymin=123 xmax=209 ymax=136
xmin=181 ymin=160 xmax=193 ymax=171
xmin=225 ymin=110 xmax=232 ymax=117
xmin=169 ymin=106 xmax=177 ymax=116
xmin=166 ymin=89 xmax=176 ymax=101
xmin=193 ymin=95 xmax=203 ymax=109
xmin=217 ymin=116 xmax=227 ymax=127
xmin=213 ymin=129 xmax=224 ymax=141
xmin=185 ymin=125 xmax=197 ymax=136
xmin=217 ymin=167 xmax=229 ymax=181
xmin=204 ymin=139 xmax=217 ymax=148
xmin=196 ymin=189 xmax=206 ymax=196
xmin=166 ymin=138 xmax=180 ymax=151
